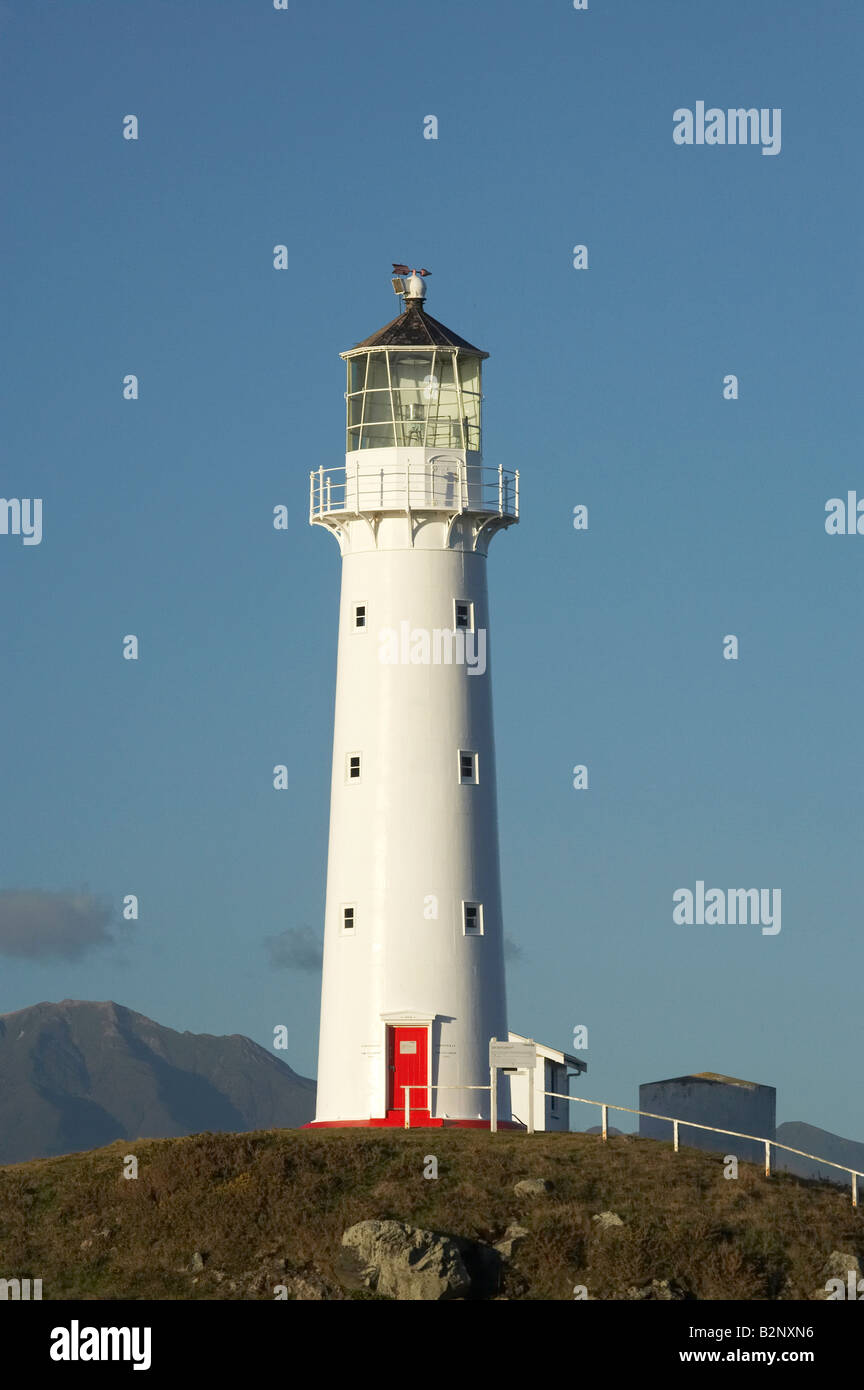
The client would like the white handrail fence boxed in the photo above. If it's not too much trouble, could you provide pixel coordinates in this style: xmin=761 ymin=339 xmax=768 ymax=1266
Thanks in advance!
xmin=398 ymin=1082 xmax=862 ymax=1208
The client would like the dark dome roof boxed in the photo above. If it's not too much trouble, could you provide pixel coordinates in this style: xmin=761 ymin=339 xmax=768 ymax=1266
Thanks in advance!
xmin=345 ymin=300 xmax=488 ymax=358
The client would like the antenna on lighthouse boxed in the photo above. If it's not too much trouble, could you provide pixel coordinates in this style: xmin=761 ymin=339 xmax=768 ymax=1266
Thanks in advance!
xmin=391 ymin=264 xmax=430 ymax=300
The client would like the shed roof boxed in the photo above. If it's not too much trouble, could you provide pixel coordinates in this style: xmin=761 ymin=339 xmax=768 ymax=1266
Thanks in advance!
xmin=508 ymin=1031 xmax=587 ymax=1074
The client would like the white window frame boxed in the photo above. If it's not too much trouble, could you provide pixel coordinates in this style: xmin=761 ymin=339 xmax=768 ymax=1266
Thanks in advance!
xmin=353 ymin=601 xmax=367 ymax=631
xmin=454 ymin=599 xmax=474 ymax=632
xmin=341 ymin=904 xmax=357 ymax=935
xmin=346 ymin=752 xmax=362 ymax=782
xmin=462 ymin=901 xmax=484 ymax=936
xmin=458 ymin=749 xmax=478 ymax=784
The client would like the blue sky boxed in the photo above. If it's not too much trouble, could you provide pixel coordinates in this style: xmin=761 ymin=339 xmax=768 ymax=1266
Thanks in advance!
xmin=1 ymin=0 xmax=862 ymax=1140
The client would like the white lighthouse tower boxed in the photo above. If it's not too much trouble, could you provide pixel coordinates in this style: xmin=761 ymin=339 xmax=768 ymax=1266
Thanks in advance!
xmin=306 ymin=269 xmax=519 ymax=1129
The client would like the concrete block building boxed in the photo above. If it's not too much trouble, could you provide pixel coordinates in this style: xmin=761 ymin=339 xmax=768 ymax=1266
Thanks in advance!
xmin=639 ymin=1072 xmax=776 ymax=1164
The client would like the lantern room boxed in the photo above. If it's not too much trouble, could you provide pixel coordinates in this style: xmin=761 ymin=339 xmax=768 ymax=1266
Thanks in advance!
xmin=341 ymin=273 xmax=488 ymax=456
xmin=345 ymin=348 xmax=483 ymax=453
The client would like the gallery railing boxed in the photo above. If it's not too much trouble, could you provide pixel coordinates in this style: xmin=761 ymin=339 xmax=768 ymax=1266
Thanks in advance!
xmin=310 ymin=462 xmax=519 ymax=521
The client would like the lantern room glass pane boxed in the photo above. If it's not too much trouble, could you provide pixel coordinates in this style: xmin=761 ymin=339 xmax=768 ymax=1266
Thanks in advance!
xmin=424 ymin=354 xmax=462 ymax=448
xmin=348 ymin=359 xmax=366 ymax=394
xmin=390 ymin=353 xmax=433 ymax=447
xmin=346 ymin=356 xmax=366 ymax=446
xmin=360 ymin=354 xmax=393 ymax=448
xmin=458 ymin=356 xmax=482 ymax=453
xmin=364 ymin=356 xmax=390 ymax=392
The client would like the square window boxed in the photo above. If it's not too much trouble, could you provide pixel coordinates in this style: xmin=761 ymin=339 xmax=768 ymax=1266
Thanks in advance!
xmin=454 ymin=600 xmax=473 ymax=631
xmin=342 ymin=906 xmax=355 ymax=933
xmin=459 ymin=750 xmax=477 ymax=784
xmin=463 ymin=901 xmax=483 ymax=936
xmin=346 ymin=753 xmax=361 ymax=780
xmin=353 ymin=603 xmax=366 ymax=630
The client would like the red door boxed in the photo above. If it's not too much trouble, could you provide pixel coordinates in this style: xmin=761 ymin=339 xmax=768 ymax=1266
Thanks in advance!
xmin=388 ymin=1027 xmax=429 ymax=1121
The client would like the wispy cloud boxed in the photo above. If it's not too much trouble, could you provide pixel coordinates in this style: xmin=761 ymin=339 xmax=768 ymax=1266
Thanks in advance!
xmin=0 ymin=890 xmax=115 ymax=961
xmin=264 ymin=926 xmax=322 ymax=973
xmin=263 ymin=928 xmax=517 ymax=972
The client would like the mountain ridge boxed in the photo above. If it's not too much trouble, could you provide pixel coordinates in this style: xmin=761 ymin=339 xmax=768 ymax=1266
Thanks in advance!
xmin=774 ymin=1120 xmax=864 ymax=1185
xmin=0 ymin=999 xmax=315 ymax=1166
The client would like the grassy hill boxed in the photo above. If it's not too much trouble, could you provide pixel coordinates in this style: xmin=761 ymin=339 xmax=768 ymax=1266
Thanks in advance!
xmin=1 ymin=1128 xmax=861 ymax=1300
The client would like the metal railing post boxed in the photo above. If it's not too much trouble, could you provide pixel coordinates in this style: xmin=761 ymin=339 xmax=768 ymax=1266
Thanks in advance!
xmin=601 ymin=1104 xmax=608 ymax=1142
xmin=673 ymin=1120 xmax=679 ymax=1153
xmin=405 ymin=1086 xmax=411 ymax=1131
xmin=490 ymin=1066 xmax=498 ymax=1133
xmin=764 ymin=1140 xmax=771 ymax=1177
xmin=318 ymin=466 xmax=324 ymax=516
xmin=498 ymin=463 xmax=503 ymax=513
xmin=527 ymin=1069 xmax=534 ymax=1135
xmin=854 ymin=1173 xmax=858 ymax=1209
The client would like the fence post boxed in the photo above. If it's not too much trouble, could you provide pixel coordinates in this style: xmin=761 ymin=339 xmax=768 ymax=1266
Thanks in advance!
xmin=673 ymin=1120 xmax=679 ymax=1153
xmin=490 ymin=1066 xmax=498 ymax=1133
xmin=404 ymin=1086 xmax=411 ymax=1131
xmin=527 ymin=1070 xmax=534 ymax=1135
xmin=854 ymin=1173 xmax=858 ymax=1209
xmin=764 ymin=1140 xmax=771 ymax=1177
xmin=601 ymin=1104 xmax=608 ymax=1142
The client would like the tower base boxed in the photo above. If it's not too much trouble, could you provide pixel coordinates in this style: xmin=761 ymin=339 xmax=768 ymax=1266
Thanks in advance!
xmin=303 ymin=1117 xmax=524 ymax=1130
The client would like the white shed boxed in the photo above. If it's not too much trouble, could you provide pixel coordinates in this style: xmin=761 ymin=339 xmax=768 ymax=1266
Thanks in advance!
xmin=506 ymin=1032 xmax=587 ymax=1132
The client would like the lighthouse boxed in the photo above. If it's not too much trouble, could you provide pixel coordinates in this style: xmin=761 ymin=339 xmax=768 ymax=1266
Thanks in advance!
xmin=306 ymin=269 xmax=519 ymax=1128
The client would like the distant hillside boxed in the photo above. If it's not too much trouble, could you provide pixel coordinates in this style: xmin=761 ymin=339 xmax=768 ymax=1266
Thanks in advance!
xmin=775 ymin=1121 xmax=864 ymax=1185
xmin=0 ymin=1128 xmax=860 ymax=1300
xmin=0 ymin=1000 xmax=316 ymax=1165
